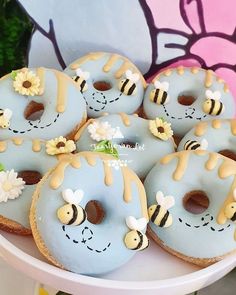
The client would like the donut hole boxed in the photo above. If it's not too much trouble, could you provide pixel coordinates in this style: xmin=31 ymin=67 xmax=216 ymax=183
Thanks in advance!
xmin=183 ymin=190 xmax=209 ymax=214
xmin=119 ymin=141 xmax=137 ymax=149
xmin=178 ymin=93 xmax=196 ymax=106
xmin=24 ymin=101 xmax=44 ymax=121
xmin=93 ymin=81 xmax=112 ymax=91
xmin=18 ymin=170 xmax=42 ymax=185
xmin=218 ymin=149 xmax=236 ymax=161
xmin=85 ymin=200 xmax=105 ymax=224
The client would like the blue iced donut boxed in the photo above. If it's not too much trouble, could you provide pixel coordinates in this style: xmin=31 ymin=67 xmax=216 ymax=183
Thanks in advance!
xmin=144 ymin=150 xmax=236 ymax=266
xmin=75 ymin=113 xmax=175 ymax=179
xmin=0 ymin=138 xmax=58 ymax=234
xmin=30 ymin=152 xmax=149 ymax=275
xmin=0 ymin=68 xmax=87 ymax=139
xmin=64 ymin=52 xmax=146 ymax=117
xmin=143 ymin=67 xmax=235 ymax=136
xmin=178 ymin=119 xmax=236 ymax=161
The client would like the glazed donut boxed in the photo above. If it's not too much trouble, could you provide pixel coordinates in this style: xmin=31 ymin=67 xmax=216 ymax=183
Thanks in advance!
xmin=64 ymin=52 xmax=146 ymax=117
xmin=75 ymin=113 xmax=175 ymax=179
xmin=178 ymin=119 xmax=236 ymax=161
xmin=0 ymin=68 xmax=87 ymax=139
xmin=144 ymin=150 xmax=236 ymax=266
xmin=0 ymin=138 xmax=61 ymax=235
xmin=143 ymin=67 xmax=235 ymax=136
xmin=30 ymin=152 xmax=149 ymax=275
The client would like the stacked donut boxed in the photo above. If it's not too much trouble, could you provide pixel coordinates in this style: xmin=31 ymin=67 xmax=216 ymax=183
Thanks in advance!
xmin=1 ymin=52 xmax=236 ymax=276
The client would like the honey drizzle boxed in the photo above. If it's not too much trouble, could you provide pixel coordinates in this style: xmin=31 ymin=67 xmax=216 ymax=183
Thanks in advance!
xmin=74 ymin=118 xmax=95 ymax=141
xmin=212 ymin=119 xmax=221 ymax=129
xmin=191 ymin=67 xmax=199 ymax=74
xmin=224 ymin=83 xmax=229 ymax=93
xmin=53 ymin=71 xmax=68 ymax=113
xmin=230 ymin=119 xmax=236 ymax=135
xmin=103 ymin=54 xmax=119 ymax=72
xmin=70 ymin=52 xmax=104 ymax=70
xmin=205 ymin=153 xmax=219 ymax=171
xmin=36 ymin=67 xmax=45 ymax=95
xmin=0 ymin=141 xmax=7 ymax=152
xmin=194 ymin=121 xmax=208 ymax=136
xmin=164 ymin=69 xmax=172 ymax=76
xmin=12 ymin=138 xmax=23 ymax=145
xmin=205 ymin=70 xmax=213 ymax=88
xmin=177 ymin=66 xmax=184 ymax=75
xmin=115 ymin=61 xmax=131 ymax=79
xmin=119 ymin=113 xmax=131 ymax=126
xmin=32 ymin=139 xmax=42 ymax=152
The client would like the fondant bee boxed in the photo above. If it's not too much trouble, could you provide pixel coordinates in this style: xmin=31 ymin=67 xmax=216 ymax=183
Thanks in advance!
xmin=148 ymin=191 xmax=175 ymax=228
xmin=124 ymin=216 xmax=149 ymax=251
xmin=150 ymin=80 xmax=170 ymax=105
xmin=119 ymin=70 xmax=140 ymax=96
xmin=57 ymin=188 xmax=86 ymax=226
xmin=224 ymin=189 xmax=236 ymax=222
xmin=184 ymin=138 xmax=208 ymax=151
xmin=202 ymin=90 xmax=224 ymax=116
xmin=73 ymin=68 xmax=90 ymax=93
xmin=0 ymin=108 xmax=12 ymax=129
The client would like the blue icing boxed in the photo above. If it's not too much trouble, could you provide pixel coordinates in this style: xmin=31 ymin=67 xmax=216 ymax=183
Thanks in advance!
xmin=0 ymin=139 xmax=57 ymax=229
xmin=144 ymin=151 xmax=236 ymax=259
xmin=76 ymin=114 xmax=175 ymax=179
xmin=0 ymin=68 xmax=86 ymax=140
xmin=178 ymin=119 xmax=236 ymax=153
xmin=35 ymin=154 xmax=146 ymax=275
xmin=64 ymin=53 xmax=145 ymax=118
xmin=143 ymin=68 xmax=235 ymax=136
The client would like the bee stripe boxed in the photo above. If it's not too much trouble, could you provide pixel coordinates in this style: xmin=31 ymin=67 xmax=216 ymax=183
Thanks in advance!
xmin=209 ymin=99 xmax=215 ymax=115
xmin=0 ymin=113 xmax=3 ymax=117
xmin=160 ymin=211 xmax=170 ymax=227
xmin=216 ymin=102 xmax=223 ymax=116
xmin=74 ymin=76 xmax=80 ymax=82
xmin=153 ymin=89 xmax=159 ymax=103
xmin=231 ymin=212 xmax=236 ymax=222
xmin=128 ymin=84 xmax=136 ymax=95
xmin=80 ymin=209 xmax=86 ymax=225
xmin=68 ymin=204 xmax=78 ymax=225
xmin=121 ymin=79 xmax=130 ymax=93
xmin=184 ymin=141 xmax=194 ymax=150
xmin=133 ymin=231 xmax=143 ymax=250
xmin=80 ymin=80 xmax=86 ymax=92
xmin=151 ymin=205 xmax=161 ymax=223
xmin=160 ymin=91 xmax=167 ymax=104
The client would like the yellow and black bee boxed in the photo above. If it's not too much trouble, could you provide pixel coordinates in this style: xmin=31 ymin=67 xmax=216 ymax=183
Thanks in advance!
xmin=118 ymin=70 xmax=140 ymax=96
xmin=0 ymin=108 xmax=12 ymax=129
xmin=150 ymin=80 xmax=170 ymax=105
xmin=224 ymin=190 xmax=236 ymax=222
xmin=72 ymin=68 xmax=90 ymax=93
xmin=148 ymin=191 xmax=175 ymax=228
xmin=202 ymin=90 xmax=224 ymax=116
xmin=124 ymin=216 xmax=149 ymax=251
xmin=184 ymin=138 xmax=208 ymax=151
xmin=57 ymin=189 xmax=86 ymax=226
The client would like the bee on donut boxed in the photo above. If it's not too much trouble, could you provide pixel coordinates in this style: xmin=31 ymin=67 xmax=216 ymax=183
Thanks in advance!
xmin=57 ymin=188 xmax=86 ymax=226
xmin=148 ymin=191 xmax=175 ymax=228
xmin=0 ymin=108 xmax=12 ymax=129
xmin=150 ymin=80 xmax=170 ymax=105
xmin=184 ymin=138 xmax=208 ymax=151
xmin=124 ymin=216 xmax=149 ymax=251
xmin=73 ymin=68 xmax=90 ymax=93
xmin=118 ymin=70 xmax=140 ymax=96
xmin=224 ymin=189 xmax=236 ymax=223
xmin=202 ymin=90 xmax=224 ymax=116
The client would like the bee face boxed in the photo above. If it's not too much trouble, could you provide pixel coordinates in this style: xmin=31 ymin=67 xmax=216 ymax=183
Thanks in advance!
xmin=150 ymin=88 xmax=168 ymax=105
xmin=118 ymin=79 xmax=137 ymax=96
xmin=57 ymin=203 xmax=86 ymax=226
xmin=73 ymin=76 xmax=88 ymax=93
xmin=202 ymin=99 xmax=224 ymax=116
xmin=225 ymin=202 xmax=236 ymax=222
xmin=124 ymin=230 xmax=149 ymax=251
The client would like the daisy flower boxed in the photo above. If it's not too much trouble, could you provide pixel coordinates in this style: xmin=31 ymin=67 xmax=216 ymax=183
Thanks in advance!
xmin=149 ymin=118 xmax=173 ymax=141
xmin=46 ymin=136 xmax=76 ymax=155
xmin=0 ymin=170 xmax=25 ymax=203
xmin=13 ymin=69 xmax=40 ymax=96
xmin=87 ymin=121 xmax=116 ymax=142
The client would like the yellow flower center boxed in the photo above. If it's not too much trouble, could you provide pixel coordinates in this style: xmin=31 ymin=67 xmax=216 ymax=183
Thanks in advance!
xmin=157 ymin=126 xmax=165 ymax=133
xmin=2 ymin=181 xmax=13 ymax=192
xmin=22 ymin=80 xmax=32 ymax=88
xmin=56 ymin=141 xmax=66 ymax=148
xmin=96 ymin=128 xmax=106 ymax=136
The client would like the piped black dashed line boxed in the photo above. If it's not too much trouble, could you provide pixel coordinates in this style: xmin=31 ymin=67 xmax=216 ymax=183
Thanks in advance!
xmin=66 ymin=234 xmax=70 ymax=240
xmin=194 ymin=225 xmax=200 ymax=228
xmin=62 ymin=225 xmax=65 ymax=232
xmin=185 ymin=223 xmax=191 ymax=227
xmin=73 ymin=240 xmax=79 ymax=244
xmin=203 ymin=222 xmax=209 ymax=226
xmin=87 ymin=246 xmax=93 ymax=251
xmin=179 ymin=218 xmax=182 ymax=223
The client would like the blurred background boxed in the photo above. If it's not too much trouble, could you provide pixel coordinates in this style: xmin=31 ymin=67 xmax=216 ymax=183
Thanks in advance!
xmin=0 ymin=0 xmax=32 ymax=76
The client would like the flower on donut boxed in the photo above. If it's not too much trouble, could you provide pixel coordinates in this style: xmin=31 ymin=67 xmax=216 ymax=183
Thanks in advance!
xmin=88 ymin=121 xmax=123 ymax=142
xmin=12 ymin=69 xmax=40 ymax=96
xmin=46 ymin=136 xmax=76 ymax=155
xmin=0 ymin=169 xmax=25 ymax=203
xmin=149 ymin=117 xmax=173 ymax=141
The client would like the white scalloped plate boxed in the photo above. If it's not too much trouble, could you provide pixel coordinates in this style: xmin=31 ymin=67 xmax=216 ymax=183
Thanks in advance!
xmin=1 ymin=231 xmax=236 ymax=295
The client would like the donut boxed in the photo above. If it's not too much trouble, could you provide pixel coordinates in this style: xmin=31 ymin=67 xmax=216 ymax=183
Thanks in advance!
xmin=0 ymin=68 xmax=87 ymax=139
xmin=178 ymin=119 xmax=236 ymax=161
xmin=75 ymin=113 xmax=175 ymax=179
xmin=30 ymin=152 xmax=149 ymax=275
xmin=143 ymin=67 xmax=235 ymax=137
xmin=144 ymin=150 xmax=236 ymax=266
xmin=64 ymin=52 xmax=146 ymax=117
xmin=0 ymin=138 xmax=64 ymax=235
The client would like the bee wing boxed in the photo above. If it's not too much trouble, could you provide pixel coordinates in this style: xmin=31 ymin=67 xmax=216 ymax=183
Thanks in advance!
xmin=200 ymin=139 xmax=208 ymax=150
xmin=82 ymin=71 xmax=90 ymax=81
xmin=62 ymin=188 xmax=84 ymax=204
xmin=125 ymin=70 xmax=133 ymax=80
xmin=126 ymin=216 xmax=138 ymax=230
xmin=164 ymin=196 xmax=175 ymax=209
xmin=75 ymin=68 xmax=83 ymax=77
xmin=162 ymin=81 xmax=169 ymax=91
xmin=233 ymin=189 xmax=236 ymax=201
xmin=154 ymin=80 xmax=162 ymax=89
xmin=205 ymin=90 xmax=213 ymax=99
xmin=131 ymin=73 xmax=140 ymax=83
xmin=74 ymin=189 xmax=84 ymax=204
xmin=3 ymin=109 xmax=12 ymax=120
xmin=156 ymin=191 xmax=165 ymax=206
xmin=213 ymin=91 xmax=221 ymax=101
xmin=136 ymin=218 xmax=148 ymax=231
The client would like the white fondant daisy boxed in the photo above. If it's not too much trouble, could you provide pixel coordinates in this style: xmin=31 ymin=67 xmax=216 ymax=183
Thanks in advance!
xmin=88 ymin=121 xmax=116 ymax=142
xmin=46 ymin=136 xmax=76 ymax=155
xmin=0 ymin=170 xmax=25 ymax=203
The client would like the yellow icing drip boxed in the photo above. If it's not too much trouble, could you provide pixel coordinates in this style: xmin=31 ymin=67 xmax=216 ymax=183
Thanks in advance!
xmin=74 ymin=118 xmax=95 ymax=141
xmin=70 ymin=52 xmax=104 ymax=70
xmin=205 ymin=153 xmax=219 ymax=171
xmin=205 ymin=70 xmax=213 ymax=88
xmin=194 ymin=121 xmax=208 ymax=136
xmin=119 ymin=113 xmax=130 ymax=126
xmin=177 ymin=66 xmax=184 ymax=75
xmin=230 ymin=119 xmax=236 ymax=135
xmin=191 ymin=67 xmax=199 ymax=74
xmin=115 ymin=61 xmax=132 ymax=79
xmin=12 ymin=138 xmax=23 ymax=145
xmin=103 ymin=54 xmax=120 ymax=72
xmin=103 ymin=160 xmax=113 ymax=186
xmin=50 ymin=159 xmax=70 ymax=189
xmin=53 ymin=71 xmax=68 ymax=113
xmin=164 ymin=69 xmax=172 ymax=76
xmin=224 ymin=83 xmax=229 ymax=93
xmin=211 ymin=119 xmax=221 ymax=129
xmin=217 ymin=77 xmax=224 ymax=83
xmin=218 ymin=158 xmax=236 ymax=179
xmin=32 ymin=139 xmax=42 ymax=152
xmin=36 ymin=67 xmax=45 ymax=95
xmin=0 ymin=141 xmax=7 ymax=152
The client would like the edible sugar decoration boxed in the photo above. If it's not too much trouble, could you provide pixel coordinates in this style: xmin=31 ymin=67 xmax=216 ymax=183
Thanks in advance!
xmin=46 ymin=136 xmax=76 ymax=155
xmin=118 ymin=70 xmax=140 ymax=96
xmin=12 ymin=69 xmax=41 ymax=96
xmin=0 ymin=108 xmax=12 ymax=129
xmin=149 ymin=117 xmax=173 ymax=141
xmin=72 ymin=68 xmax=90 ymax=93
xmin=150 ymin=80 xmax=170 ymax=105
xmin=224 ymin=189 xmax=236 ymax=223
xmin=202 ymin=90 xmax=225 ymax=116
xmin=184 ymin=138 xmax=208 ymax=151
